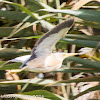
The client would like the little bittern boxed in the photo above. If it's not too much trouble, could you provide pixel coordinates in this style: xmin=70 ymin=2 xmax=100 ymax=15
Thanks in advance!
xmin=9 ymin=18 xmax=78 ymax=73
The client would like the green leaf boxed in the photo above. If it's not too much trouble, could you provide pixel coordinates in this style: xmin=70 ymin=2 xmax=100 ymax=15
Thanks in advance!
xmin=0 ymin=10 xmax=35 ymax=22
xmin=22 ymin=90 xmax=61 ymax=100
xmin=26 ymin=0 xmax=44 ymax=12
xmin=61 ymin=38 xmax=100 ymax=49
xmin=65 ymin=34 xmax=100 ymax=41
xmin=72 ymin=85 xmax=100 ymax=100
xmin=0 ymin=84 xmax=18 ymax=94
xmin=29 ymin=0 xmax=54 ymax=10
xmin=41 ymin=9 xmax=100 ymax=23
xmin=0 ymin=61 xmax=21 ymax=70
xmin=0 ymin=90 xmax=61 ymax=100
xmin=0 ymin=27 xmax=34 ymax=38
xmin=0 ymin=84 xmax=51 ymax=94
xmin=73 ymin=65 xmax=100 ymax=70
xmin=0 ymin=10 xmax=54 ymax=30
xmin=0 ymin=27 xmax=14 ymax=37
xmin=2 ymin=1 xmax=36 ymax=19
xmin=0 ymin=48 xmax=30 ymax=59
xmin=4 ymin=35 xmax=41 ymax=41
xmin=57 ymin=76 xmax=100 ymax=84
xmin=54 ymin=68 xmax=100 ymax=73
xmin=46 ymin=76 xmax=100 ymax=87
xmin=66 ymin=56 xmax=100 ymax=69
xmin=78 ymin=20 xmax=100 ymax=29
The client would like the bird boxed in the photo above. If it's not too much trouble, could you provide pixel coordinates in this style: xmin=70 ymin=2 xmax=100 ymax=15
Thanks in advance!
xmin=8 ymin=18 xmax=78 ymax=74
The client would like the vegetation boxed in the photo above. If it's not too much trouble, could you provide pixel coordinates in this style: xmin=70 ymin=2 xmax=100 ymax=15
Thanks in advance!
xmin=0 ymin=0 xmax=100 ymax=100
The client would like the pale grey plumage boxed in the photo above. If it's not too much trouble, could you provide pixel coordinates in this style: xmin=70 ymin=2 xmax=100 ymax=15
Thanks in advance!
xmin=20 ymin=18 xmax=74 ymax=69
xmin=8 ymin=18 xmax=78 ymax=73
xmin=31 ymin=18 xmax=74 ymax=57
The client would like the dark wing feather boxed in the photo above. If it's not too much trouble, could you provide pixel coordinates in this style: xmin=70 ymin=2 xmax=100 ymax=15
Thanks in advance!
xmin=20 ymin=18 xmax=74 ymax=68
xmin=31 ymin=18 xmax=74 ymax=57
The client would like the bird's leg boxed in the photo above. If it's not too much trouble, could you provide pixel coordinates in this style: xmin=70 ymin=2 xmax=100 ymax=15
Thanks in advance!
xmin=6 ymin=67 xmax=26 ymax=74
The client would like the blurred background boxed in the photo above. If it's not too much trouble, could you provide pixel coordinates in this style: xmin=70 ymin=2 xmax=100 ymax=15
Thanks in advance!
xmin=0 ymin=0 xmax=100 ymax=100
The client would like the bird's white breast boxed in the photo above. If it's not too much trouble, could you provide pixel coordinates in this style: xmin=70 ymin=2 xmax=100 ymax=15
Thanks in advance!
xmin=44 ymin=54 xmax=63 ymax=70
xmin=24 ymin=54 xmax=62 ymax=72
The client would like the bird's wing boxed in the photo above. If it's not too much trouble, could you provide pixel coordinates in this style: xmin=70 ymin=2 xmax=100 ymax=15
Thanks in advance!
xmin=31 ymin=18 xmax=74 ymax=58
xmin=9 ymin=55 xmax=31 ymax=63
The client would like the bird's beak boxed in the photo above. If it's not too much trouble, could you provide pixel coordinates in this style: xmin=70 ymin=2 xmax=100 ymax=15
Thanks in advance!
xmin=64 ymin=53 xmax=79 ymax=57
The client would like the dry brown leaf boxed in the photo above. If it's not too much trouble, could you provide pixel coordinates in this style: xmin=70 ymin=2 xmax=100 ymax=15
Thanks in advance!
xmin=33 ymin=24 xmax=38 ymax=35
xmin=71 ymin=0 xmax=93 ymax=10
xmin=64 ymin=0 xmax=100 ymax=18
